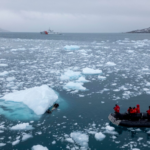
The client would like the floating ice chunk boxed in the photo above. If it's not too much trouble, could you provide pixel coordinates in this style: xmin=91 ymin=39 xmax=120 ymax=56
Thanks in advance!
xmin=132 ymin=148 xmax=140 ymax=150
xmin=0 ymin=71 xmax=8 ymax=76
xmin=6 ymin=77 xmax=15 ymax=82
xmin=64 ymin=45 xmax=80 ymax=50
xmin=0 ymin=130 xmax=4 ymax=133
xmin=105 ymin=62 xmax=116 ymax=66
xmin=2 ymin=85 xmax=58 ymax=115
xmin=76 ymin=76 xmax=89 ymax=83
xmin=146 ymin=82 xmax=150 ymax=86
xmin=137 ymin=137 xmax=143 ymax=141
xmin=12 ymin=140 xmax=20 ymax=146
xmin=22 ymin=133 xmax=33 ymax=141
xmin=60 ymin=70 xmax=81 ymax=80
xmin=98 ymin=76 xmax=106 ymax=80
xmin=0 ymin=143 xmax=6 ymax=147
xmin=70 ymin=132 xmax=89 ymax=149
xmin=63 ymin=82 xmax=86 ymax=91
xmin=104 ymin=125 xmax=118 ymax=135
xmin=82 ymin=68 xmax=102 ymax=74
xmin=32 ymin=145 xmax=48 ymax=150
xmin=0 ymin=64 xmax=8 ymax=67
xmin=66 ymin=138 xmax=74 ymax=143
xmin=105 ymin=125 xmax=115 ymax=131
xmin=10 ymin=123 xmax=34 ymax=130
xmin=95 ymin=132 xmax=106 ymax=141
xmin=54 ymin=61 xmax=62 ymax=65
xmin=52 ymin=141 xmax=56 ymax=144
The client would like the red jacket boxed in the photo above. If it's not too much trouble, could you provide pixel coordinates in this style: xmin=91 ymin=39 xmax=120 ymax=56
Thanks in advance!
xmin=147 ymin=109 xmax=150 ymax=115
xmin=136 ymin=104 xmax=140 ymax=113
xmin=114 ymin=105 xmax=120 ymax=113
xmin=130 ymin=109 xmax=135 ymax=114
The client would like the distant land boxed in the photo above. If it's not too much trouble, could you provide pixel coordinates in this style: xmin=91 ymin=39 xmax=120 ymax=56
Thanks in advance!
xmin=128 ymin=27 xmax=150 ymax=33
xmin=0 ymin=28 xmax=10 ymax=32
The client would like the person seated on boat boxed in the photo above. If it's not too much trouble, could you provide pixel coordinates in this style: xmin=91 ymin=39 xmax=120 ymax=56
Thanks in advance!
xmin=146 ymin=106 xmax=150 ymax=121
xmin=132 ymin=107 xmax=137 ymax=113
xmin=136 ymin=104 xmax=140 ymax=113
xmin=127 ymin=107 xmax=132 ymax=114
xmin=114 ymin=104 xmax=120 ymax=113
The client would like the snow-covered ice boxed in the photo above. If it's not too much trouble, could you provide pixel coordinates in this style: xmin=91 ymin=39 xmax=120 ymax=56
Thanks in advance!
xmin=95 ymin=132 xmax=106 ymax=141
xmin=22 ymin=133 xmax=33 ymax=141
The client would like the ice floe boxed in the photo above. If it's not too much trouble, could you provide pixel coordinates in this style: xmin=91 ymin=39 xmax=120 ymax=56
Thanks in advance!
xmin=2 ymin=85 xmax=58 ymax=115
xmin=10 ymin=123 xmax=34 ymax=130
xmin=105 ymin=62 xmax=116 ymax=66
xmin=64 ymin=45 xmax=80 ymax=50
xmin=95 ymin=132 xmax=106 ymax=141
xmin=22 ymin=133 xmax=33 ymax=141
xmin=82 ymin=68 xmax=102 ymax=74
xmin=32 ymin=145 xmax=48 ymax=150
xmin=63 ymin=82 xmax=87 ymax=91
xmin=60 ymin=70 xmax=81 ymax=80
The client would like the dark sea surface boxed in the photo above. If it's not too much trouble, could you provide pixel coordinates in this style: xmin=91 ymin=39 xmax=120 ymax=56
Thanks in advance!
xmin=0 ymin=32 xmax=150 ymax=150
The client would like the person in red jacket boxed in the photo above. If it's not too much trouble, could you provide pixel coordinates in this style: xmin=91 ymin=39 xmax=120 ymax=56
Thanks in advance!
xmin=136 ymin=104 xmax=140 ymax=113
xmin=147 ymin=106 xmax=150 ymax=121
xmin=114 ymin=104 xmax=120 ymax=113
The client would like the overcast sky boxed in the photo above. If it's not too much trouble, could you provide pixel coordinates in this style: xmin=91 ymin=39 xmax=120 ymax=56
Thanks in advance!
xmin=0 ymin=0 xmax=150 ymax=33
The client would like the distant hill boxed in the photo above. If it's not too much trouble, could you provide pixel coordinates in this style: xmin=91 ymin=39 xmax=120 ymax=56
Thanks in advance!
xmin=128 ymin=27 xmax=150 ymax=33
xmin=0 ymin=28 xmax=10 ymax=32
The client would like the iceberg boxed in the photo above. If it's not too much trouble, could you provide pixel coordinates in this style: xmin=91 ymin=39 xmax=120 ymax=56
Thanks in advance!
xmin=63 ymin=82 xmax=87 ymax=91
xmin=82 ymin=68 xmax=102 ymax=74
xmin=2 ymin=85 xmax=58 ymax=115
xmin=60 ymin=70 xmax=81 ymax=80
xmin=64 ymin=45 xmax=80 ymax=50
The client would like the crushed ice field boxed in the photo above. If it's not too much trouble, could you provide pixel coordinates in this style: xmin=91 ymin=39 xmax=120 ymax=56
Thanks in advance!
xmin=0 ymin=34 xmax=150 ymax=149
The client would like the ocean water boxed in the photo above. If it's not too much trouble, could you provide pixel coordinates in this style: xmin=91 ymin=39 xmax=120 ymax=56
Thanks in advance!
xmin=0 ymin=32 xmax=150 ymax=149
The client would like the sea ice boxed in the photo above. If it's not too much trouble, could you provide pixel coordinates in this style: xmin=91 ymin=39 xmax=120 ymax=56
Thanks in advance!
xmin=76 ymin=76 xmax=89 ymax=83
xmin=95 ymin=132 xmax=106 ymax=141
xmin=0 ymin=64 xmax=8 ymax=67
xmin=63 ymin=82 xmax=87 ymax=91
xmin=64 ymin=45 xmax=80 ymax=50
xmin=98 ymin=76 xmax=106 ymax=80
xmin=60 ymin=70 xmax=81 ymax=80
xmin=105 ymin=62 xmax=116 ymax=66
xmin=70 ymin=132 xmax=89 ymax=149
xmin=66 ymin=138 xmax=74 ymax=143
xmin=22 ymin=133 xmax=33 ymax=141
xmin=0 ymin=71 xmax=8 ymax=76
xmin=82 ymin=68 xmax=102 ymax=74
xmin=10 ymin=123 xmax=34 ymax=130
xmin=12 ymin=140 xmax=20 ymax=146
xmin=0 ymin=143 xmax=6 ymax=147
xmin=32 ymin=145 xmax=48 ymax=150
xmin=2 ymin=85 xmax=58 ymax=115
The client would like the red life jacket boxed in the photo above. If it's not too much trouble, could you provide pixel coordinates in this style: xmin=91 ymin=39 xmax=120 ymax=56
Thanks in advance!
xmin=136 ymin=104 xmax=140 ymax=113
xmin=114 ymin=105 xmax=120 ymax=113
xmin=147 ymin=109 xmax=150 ymax=115
xmin=130 ymin=109 xmax=134 ymax=114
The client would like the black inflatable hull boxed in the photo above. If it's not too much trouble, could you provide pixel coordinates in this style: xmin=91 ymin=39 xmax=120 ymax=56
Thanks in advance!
xmin=108 ymin=113 xmax=150 ymax=127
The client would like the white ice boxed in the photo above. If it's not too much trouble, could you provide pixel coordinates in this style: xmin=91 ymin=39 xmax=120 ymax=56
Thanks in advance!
xmin=70 ymin=132 xmax=89 ymax=149
xmin=32 ymin=145 xmax=48 ymax=150
xmin=0 ymin=143 xmax=6 ymax=147
xmin=64 ymin=45 xmax=80 ymax=50
xmin=82 ymin=68 xmax=102 ymax=74
xmin=60 ymin=70 xmax=81 ymax=80
xmin=98 ymin=76 xmax=106 ymax=80
xmin=0 ymin=64 xmax=8 ymax=67
xmin=12 ymin=140 xmax=20 ymax=146
xmin=22 ymin=133 xmax=33 ymax=141
xmin=63 ymin=82 xmax=87 ymax=91
xmin=2 ymin=85 xmax=58 ymax=115
xmin=76 ymin=76 xmax=89 ymax=83
xmin=0 ymin=71 xmax=8 ymax=76
xmin=95 ymin=132 xmax=106 ymax=141
xmin=105 ymin=62 xmax=116 ymax=66
xmin=10 ymin=123 xmax=34 ymax=130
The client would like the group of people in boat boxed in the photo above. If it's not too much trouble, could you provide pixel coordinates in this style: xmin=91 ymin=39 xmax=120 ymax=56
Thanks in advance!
xmin=113 ymin=104 xmax=150 ymax=120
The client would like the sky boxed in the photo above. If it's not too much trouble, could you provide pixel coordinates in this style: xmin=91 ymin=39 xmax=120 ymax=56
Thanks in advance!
xmin=0 ymin=0 xmax=150 ymax=33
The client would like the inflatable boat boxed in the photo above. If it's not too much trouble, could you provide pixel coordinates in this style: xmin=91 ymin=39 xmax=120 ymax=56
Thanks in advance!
xmin=108 ymin=113 xmax=150 ymax=127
